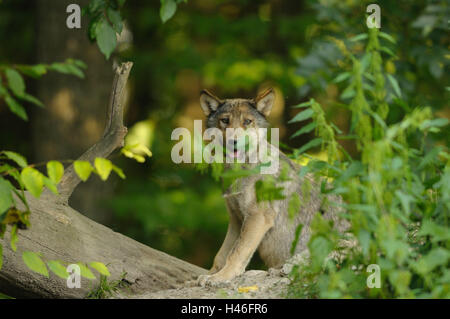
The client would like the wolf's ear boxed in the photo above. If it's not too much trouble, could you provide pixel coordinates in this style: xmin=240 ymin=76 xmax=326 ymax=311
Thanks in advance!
xmin=200 ymin=89 xmax=222 ymax=116
xmin=254 ymin=88 xmax=275 ymax=117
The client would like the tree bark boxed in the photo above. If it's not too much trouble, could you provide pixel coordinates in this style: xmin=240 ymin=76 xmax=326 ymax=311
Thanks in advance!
xmin=0 ymin=63 xmax=206 ymax=298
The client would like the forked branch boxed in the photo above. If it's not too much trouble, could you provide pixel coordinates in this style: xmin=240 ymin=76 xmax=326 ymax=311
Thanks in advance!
xmin=57 ymin=61 xmax=133 ymax=202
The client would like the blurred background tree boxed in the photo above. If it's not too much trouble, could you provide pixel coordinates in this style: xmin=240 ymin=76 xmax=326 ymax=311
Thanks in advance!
xmin=0 ymin=0 xmax=447 ymax=270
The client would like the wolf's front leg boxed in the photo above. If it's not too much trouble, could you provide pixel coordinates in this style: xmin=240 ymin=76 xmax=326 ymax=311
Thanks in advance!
xmin=198 ymin=210 xmax=274 ymax=286
xmin=209 ymin=213 xmax=241 ymax=274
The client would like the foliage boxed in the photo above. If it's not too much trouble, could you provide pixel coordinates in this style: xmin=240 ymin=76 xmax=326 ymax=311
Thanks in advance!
xmin=0 ymin=60 xmax=86 ymax=120
xmin=286 ymin=28 xmax=449 ymax=298
xmin=84 ymin=0 xmax=127 ymax=59
xmin=86 ymin=272 xmax=130 ymax=299
xmin=0 ymin=149 xmax=130 ymax=278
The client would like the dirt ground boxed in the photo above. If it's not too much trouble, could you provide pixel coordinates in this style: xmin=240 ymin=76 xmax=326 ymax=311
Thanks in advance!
xmin=130 ymin=268 xmax=291 ymax=299
xmin=121 ymin=254 xmax=310 ymax=299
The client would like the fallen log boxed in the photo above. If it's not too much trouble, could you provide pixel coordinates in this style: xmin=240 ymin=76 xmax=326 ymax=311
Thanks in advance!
xmin=0 ymin=62 xmax=206 ymax=298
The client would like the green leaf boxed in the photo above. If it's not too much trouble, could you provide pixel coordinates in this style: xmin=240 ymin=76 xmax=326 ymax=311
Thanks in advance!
xmin=379 ymin=32 xmax=396 ymax=44
xmin=21 ymin=167 xmax=44 ymax=198
xmin=389 ymin=270 xmax=411 ymax=295
xmin=87 ymin=0 xmax=106 ymax=14
xmin=107 ymin=8 xmax=123 ymax=34
xmin=77 ymin=262 xmax=96 ymax=279
xmin=16 ymin=64 xmax=47 ymax=78
xmin=47 ymin=260 xmax=69 ymax=279
xmin=309 ymin=236 xmax=333 ymax=270
xmin=395 ymin=190 xmax=414 ymax=215
xmin=418 ymin=220 xmax=450 ymax=243
xmin=420 ymin=118 xmax=449 ymax=131
xmin=332 ymin=72 xmax=351 ymax=83
xmin=2 ymin=151 xmax=28 ymax=168
xmin=0 ymin=177 xmax=14 ymax=215
xmin=414 ymin=248 xmax=450 ymax=275
xmin=95 ymin=19 xmax=117 ymax=59
xmin=290 ymin=224 xmax=303 ymax=256
xmin=291 ymin=122 xmax=316 ymax=139
xmin=43 ymin=177 xmax=58 ymax=195
xmin=69 ymin=59 xmax=87 ymax=69
xmin=112 ymin=165 xmax=126 ymax=179
xmin=296 ymin=138 xmax=323 ymax=154
xmin=292 ymin=101 xmax=312 ymax=108
xmin=22 ymin=251 xmax=49 ymax=277
xmin=255 ymin=178 xmax=285 ymax=202
xmin=10 ymin=224 xmax=18 ymax=252
xmin=74 ymin=161 xmax=93 ymax=182
xmin=5 ymin=95 xmax=27 ymax=120
xmin=160 ymin=0 xmax=177 ymax=23
xmin=380 ymin=46 xmax=397 ymax=58
xmin=289 ymin=108 xmax=314 ymax=123
xmin=387 ymin=74 xmax=402 ymax=98
xmin=357 ymin=229 xmax=371 ymax=257
xmin=47 ymin=161 xmax=64 ymax=184
xmin=94 ymin=158 xmax=113 ymax=181
xmin=340 ymin=86 xmax=356 ymax=100
xmin=288 ymin=192 xmax=301 ymax=219
xmin=5 ymin=68 xmax=25 ymax=97
xmin=18 ymin=93 xmax=44 ymax=108
xmin=49 ymin=62 xmax=84 ymax=78
xmin=89 ymin=262 xmax=111 ymax=277
xmin=349 ymin=33 xmax=368 ymax=42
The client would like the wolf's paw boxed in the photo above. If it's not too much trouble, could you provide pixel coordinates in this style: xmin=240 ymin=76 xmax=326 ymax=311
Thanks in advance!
xmin=197 ymin=274 xmax=231 ymax=288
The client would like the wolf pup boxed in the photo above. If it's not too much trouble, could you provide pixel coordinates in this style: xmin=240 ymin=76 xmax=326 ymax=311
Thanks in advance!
xmin=196 ymin=88 xmax=346 ymax=286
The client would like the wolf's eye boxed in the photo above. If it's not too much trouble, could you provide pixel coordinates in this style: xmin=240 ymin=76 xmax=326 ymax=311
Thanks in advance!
xmin=220 ymin=118 xmax=229 ymax=125
xmin=244 ymin=119 xmax=252 ymax=125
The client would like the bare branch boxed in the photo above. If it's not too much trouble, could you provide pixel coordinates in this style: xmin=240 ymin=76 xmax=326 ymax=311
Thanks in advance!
xmin=57 ymin=62 xmax=133 ymax=202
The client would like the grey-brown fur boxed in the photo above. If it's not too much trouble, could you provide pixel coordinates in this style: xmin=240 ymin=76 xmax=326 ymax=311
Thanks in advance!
xmin=195 ymin=88 xmax=347 ymax=286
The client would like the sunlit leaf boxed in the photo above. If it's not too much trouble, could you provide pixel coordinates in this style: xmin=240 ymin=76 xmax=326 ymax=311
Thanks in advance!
xmin=76 ymin=262 xmax=96 ymax=279
xmin=74 ymin=161 xmax=93 ymax=182
xmin=22 ymin=251 xmax=49 ymax=277
xmin=2 ymin=151 xmax=27 ymax=168
xmin=47 ymin=260 xmax=69 ymax=279
xmin=89 ymin=262 xmax=110 ymax=277
xmin=112 ymin=165 xmax=126 ymax=179
xmin=43 ymin=177 xmax=58 ymax=195
xmin=0 ymin=177 xmax=14 ymax=215
xmin=10 ymin=224 xmax=18 ymax=252
xmin=46 ymin=161 xmax=64 ymax=184
xmin=21 ymin=167 xmax=44 ymax=198
xmin=94 ymin=158 xmax=112 ymax=181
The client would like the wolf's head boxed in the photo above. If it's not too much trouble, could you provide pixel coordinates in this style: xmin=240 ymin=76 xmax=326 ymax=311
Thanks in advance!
xmin=199 ymin=88 xmax=275 ymax=160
